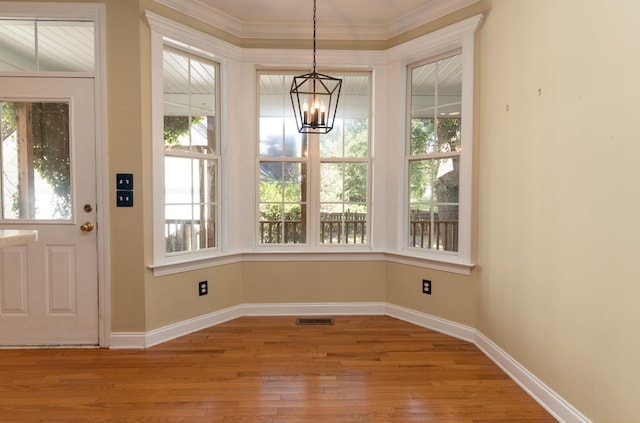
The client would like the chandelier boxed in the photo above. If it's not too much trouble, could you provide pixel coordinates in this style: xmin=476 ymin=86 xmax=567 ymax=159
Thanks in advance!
xmin=290 ymin=0 xmax=342 ymax=134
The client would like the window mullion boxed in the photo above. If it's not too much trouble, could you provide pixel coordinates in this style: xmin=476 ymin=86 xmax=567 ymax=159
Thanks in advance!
xmin=307 ymin=133 xmax=320 ymax=247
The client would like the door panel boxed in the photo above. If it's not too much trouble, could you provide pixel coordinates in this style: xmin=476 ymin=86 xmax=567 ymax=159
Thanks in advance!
xmin=0 ymin=77 xmax=98 ymax=346
xmin=1 ymin=247 xmax=28 ymax=314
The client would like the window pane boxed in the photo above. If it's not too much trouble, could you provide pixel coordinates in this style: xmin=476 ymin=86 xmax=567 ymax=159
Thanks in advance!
xmin=411 ymin=61 xmax=436 ymax=114
xmin=0 ymin=20 xmax=36 ymax=71
xmin=410 ymin=117 xmax=435 ymax=155
xmin=409 ymin=205 xmax=432 ymax=249
xmin=165 ymin=156 xmax=192 ymax=204
xmin=259 ymin=162 xmax=305 ymax=203
xmin=408 ymin=159 xmax=434 ymax=203
xmin=164 ymin=156 xmax=217 ymax=251
xmin=319 ymin=120 xmax=343 ymax=157
xmin=320 ymin=161 xmax=367 ymax=245
xmin=437 ymin=117 xmax=461 ymax=153
xmin=283 ymin=162 xmax=304 ymax=202
xmin=38 ymin=21 xmax=94 ymax=72
xmin=320 ymin=204 xmax=367 ymax=245
xmin=165 ymin=204 xmax=192 ymax=253
xmin=344 ymin=119 xmax=368 ymax=158
xmin=344 ymin=163 xmax=367 ymax=203
xmin=259 ymin=161 xmax=306 ymax=244
xmin=434 ymin=157 xmax=459 ymax=203
xmin=0 ymin=20 xmax=94 ymax=72
xmin=434 ymin=205 xmax=458 ymax=252
xmin=259 ymin=75 xmax=303 ymax=158
xmin=320 ymin=163 xmax=343 ymax=203
xmin=190 ymin=58 xmax=216 ymax=154
xmin=196 ymin=203 xmax=216 ymax=250
xmin=435 ymin=55 xmax=462 ymax=108
xmin=1 ymin=101 xmax=71 ymax=220
xmin=320 ymin=163 xmax=368 ymax=205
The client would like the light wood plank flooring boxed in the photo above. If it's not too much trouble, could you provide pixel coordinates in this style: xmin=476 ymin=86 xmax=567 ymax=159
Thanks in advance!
xmin=0 ymin=315 xmax=557 ymax=422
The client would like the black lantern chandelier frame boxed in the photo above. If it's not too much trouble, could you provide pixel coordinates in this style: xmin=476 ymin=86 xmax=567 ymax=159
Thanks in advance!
xmin=290 ymin=0 xmax=342 ymax=134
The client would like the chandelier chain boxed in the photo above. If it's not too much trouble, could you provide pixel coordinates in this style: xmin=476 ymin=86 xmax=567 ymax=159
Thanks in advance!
xmin=313 ymin=0 xmax=317 ymax=72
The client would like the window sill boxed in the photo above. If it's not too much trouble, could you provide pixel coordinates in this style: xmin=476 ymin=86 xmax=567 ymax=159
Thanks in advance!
xmin=149 ymin=253 xmax=244 ymax=277
xmin=149 ymin=250 xmax=474 ymax=277
xmin=385 ymin=251 xmax=475 ymax=275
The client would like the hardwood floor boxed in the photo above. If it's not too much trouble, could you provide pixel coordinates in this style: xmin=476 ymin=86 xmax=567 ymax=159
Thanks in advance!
xmin=0 ymin=315 xmax=557 ymax=422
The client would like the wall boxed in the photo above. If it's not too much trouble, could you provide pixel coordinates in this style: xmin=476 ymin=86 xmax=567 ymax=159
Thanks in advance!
xmin=243 ymin=261 xmax=386 ymax=304
xmin=102 ymin=0 xmax=149 ymax=332
xmin=386 ymin=263 xmax=477 ymax=327
xmin=146 ymin=263 xmax=243 ymax=329
xmin=477 ymin=1 xmax=640 ymax=420
xmin=11 ymin=0 xmax=640 ymax=420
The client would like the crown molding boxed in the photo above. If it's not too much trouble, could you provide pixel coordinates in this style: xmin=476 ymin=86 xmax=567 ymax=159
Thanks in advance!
xmin=153 ymin=0 xmax=480 ymax=41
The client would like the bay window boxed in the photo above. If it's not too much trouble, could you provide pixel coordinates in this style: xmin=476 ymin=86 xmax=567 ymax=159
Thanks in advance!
xmin=258 ymin=71 xmax=371 ymax=247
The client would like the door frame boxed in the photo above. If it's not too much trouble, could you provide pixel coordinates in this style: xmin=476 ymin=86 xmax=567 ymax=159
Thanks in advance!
xmin=0 ymin=3 xmax=110 ymax=347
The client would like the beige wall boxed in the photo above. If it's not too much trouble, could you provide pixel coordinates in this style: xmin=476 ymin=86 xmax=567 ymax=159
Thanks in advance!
xmin=243 ymin=261 xmax=386 ymax=304
xmin=11 ymin=0 xmax=640 ymax=420
xmin=477 ymin=1 xmax=640 ymax=420
xmin=386 ymin=263 xmax=477 ymax=327
xmin=105 ymin=0 xmax=147 ymax=332
xmin=147 ymin=263 xmax=243 ymax=329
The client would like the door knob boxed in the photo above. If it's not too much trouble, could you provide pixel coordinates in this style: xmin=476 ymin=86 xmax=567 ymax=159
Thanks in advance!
xmin=80 ymin=222 xmax=95 ymax=232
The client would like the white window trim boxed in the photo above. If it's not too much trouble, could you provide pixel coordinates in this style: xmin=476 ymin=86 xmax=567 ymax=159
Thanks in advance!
xmin=146 ymin=11 xmax=237 ymax=268
xmin=391 ymin=14 xmax=482 ymax=271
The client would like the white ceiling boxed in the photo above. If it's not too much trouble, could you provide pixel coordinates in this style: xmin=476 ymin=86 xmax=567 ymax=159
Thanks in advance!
xmin=154 ymin=0 xmax=478 ymax=40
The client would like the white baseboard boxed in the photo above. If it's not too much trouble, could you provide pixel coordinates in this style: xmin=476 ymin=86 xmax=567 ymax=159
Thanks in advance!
xmin=109 ymin=332 xmax=147 ymax=349
xmin=110 ymin=302 xmax=384 ymax=349
xmin=385 ymin=303 xmax=476 ymax=342
xmin=109 ymin=302 xmax=590 ymax=423
xmin=110 ymin=305 xmax=243 ymax=349
xmin=475 ymin=331 xmax=591 ymax=423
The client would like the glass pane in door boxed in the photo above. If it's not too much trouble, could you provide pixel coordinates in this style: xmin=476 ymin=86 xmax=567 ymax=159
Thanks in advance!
xmin=0 ymin=101 xmax=71 ymax=220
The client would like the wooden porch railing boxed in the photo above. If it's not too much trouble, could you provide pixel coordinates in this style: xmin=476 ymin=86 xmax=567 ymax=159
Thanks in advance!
xmin=165 ymin=219 xmax=214 ymax=252
xmin=259 ymin=220 xmax=304 ymax=244
xmin=166 ymin=215 xmax=458 ymax=250
xmin=409 ymin=220 xmax=458 ymax=251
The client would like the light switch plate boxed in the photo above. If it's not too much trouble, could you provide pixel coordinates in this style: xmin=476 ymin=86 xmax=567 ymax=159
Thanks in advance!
xmin=116 ymin=173 xmax=133 ymax=190
xmin=116 ymin=190 xmax=133 ymax=207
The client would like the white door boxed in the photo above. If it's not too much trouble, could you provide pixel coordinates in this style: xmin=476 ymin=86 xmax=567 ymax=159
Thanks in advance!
xmin=0 ymin=77 xmax=98 ymax=346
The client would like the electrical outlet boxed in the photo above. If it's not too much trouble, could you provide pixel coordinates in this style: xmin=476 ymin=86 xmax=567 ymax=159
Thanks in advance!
xmin=198 ymin=280 xmax=208 ymax=296
xmin=422 ymin=279 xmax=432 ymax=295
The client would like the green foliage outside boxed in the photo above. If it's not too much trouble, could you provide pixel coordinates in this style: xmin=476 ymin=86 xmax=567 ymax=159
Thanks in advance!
xmin=32 ymin=103 xmax=71 ymax=218
xmin=259 ymin=177 xmax=302 ymax=222
xmin=409 ymin=117 xmax=461 ymax=207
xmin=1 ymin=102 xmax=71 ymax=218
xmin=164 ymin=116 xmax=203 ymax=146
